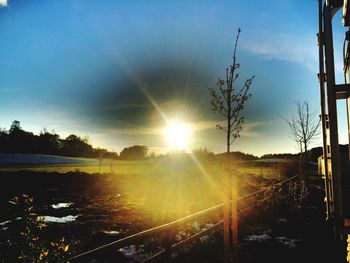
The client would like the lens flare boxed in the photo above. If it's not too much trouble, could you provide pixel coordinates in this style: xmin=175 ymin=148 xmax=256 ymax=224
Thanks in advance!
xmin=164 ymin=121 xmax=191 ymax=150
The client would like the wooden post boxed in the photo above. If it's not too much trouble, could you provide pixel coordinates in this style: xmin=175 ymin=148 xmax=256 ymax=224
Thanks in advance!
xmin=231 ymin=173 xmax=238 ymax=262
xmin=163 ymin=226 xmax=174 ymax=262
xmin=99 ymin=153 xmax=103 ymax=173
xmin=223 ymin=171 xmax=230 ymax=263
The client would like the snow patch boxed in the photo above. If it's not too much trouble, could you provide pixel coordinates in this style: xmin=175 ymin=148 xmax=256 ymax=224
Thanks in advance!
xmin=118 ymin=245 xmax=151 ymax=262
xmin=51 ymin=202 xmax=73 ymax=209
xmin=0 ymin=220 xmax=11 ymax=226
xmin=39 ymin=215 xmax=80 ymax=223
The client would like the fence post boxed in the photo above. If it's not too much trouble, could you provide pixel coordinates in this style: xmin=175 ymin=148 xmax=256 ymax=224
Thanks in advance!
xmin=232 ymin=173 xmax=238 ymax=262
xmin=163 ymin=226 xmax=174 ymax=262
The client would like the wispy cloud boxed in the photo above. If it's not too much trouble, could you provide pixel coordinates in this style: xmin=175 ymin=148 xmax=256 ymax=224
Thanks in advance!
xmin=240 ymin=121 xmax=265 ymax=137
xmin=243 ymin=32 xmax=318 ymax=70
xmin=242 ymin=30 xmax=344 ymax=75
xmin=0 ymin=0 xmax=8 ymax=7
xmin=192 ymin=119 xmax=264 ymax=138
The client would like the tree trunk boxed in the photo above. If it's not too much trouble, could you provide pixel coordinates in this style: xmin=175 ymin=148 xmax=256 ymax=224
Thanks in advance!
xmin=304 ymin=142 xmax=308 ymax=163
xmin=304 ymin=143 xmax=308 ymax=178
xmin=224 ymin=90 xmax=231 ymax=262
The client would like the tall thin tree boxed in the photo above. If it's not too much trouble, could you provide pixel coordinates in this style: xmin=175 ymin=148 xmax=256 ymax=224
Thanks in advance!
xmin=209 ymin=28 xmax=254 ymax=261
xmin=209 ymin=28 xmax=254 ymax=153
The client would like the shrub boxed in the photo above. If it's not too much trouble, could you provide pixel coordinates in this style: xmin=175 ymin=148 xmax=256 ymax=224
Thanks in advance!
xmin=0 ymin=194 xmax=75 ymax=262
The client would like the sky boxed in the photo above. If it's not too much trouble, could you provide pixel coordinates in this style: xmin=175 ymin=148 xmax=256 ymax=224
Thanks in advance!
xmin=0 ymin=0 xmax=349 ymax=156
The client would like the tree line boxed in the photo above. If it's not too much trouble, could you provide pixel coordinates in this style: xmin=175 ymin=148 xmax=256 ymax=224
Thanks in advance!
xmin=0 ymin=120 xmax=121 ymax=159
xmin=0 ymin=120 xmax=330 ymax=162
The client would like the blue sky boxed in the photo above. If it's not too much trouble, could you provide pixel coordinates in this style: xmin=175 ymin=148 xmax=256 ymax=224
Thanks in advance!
xmin=0 ymin=0 xmax=349 ymax=156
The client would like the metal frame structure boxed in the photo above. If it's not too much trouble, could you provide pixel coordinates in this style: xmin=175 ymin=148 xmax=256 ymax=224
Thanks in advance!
xmin=318 ymin=0 xmax=350 ymax=239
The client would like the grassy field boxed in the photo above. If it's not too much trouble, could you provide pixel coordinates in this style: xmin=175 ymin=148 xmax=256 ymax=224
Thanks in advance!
xmin=0 ymin=153 xmax=290 ymax=180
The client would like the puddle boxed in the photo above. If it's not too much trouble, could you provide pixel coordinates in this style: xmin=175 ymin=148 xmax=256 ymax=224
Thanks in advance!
xmin=51 ymin=202 xmax=73 ymax=209
xmin=39 ymin=215 xmax=80 ymax=223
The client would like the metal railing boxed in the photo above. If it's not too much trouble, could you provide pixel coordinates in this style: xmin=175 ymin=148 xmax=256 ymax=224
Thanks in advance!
xmin=68 ymin=175 xmax=299 ymax=262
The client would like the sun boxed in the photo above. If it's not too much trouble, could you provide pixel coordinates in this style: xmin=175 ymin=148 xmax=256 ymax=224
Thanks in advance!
xmin=163 ymin=121 xmax=191 ymax=150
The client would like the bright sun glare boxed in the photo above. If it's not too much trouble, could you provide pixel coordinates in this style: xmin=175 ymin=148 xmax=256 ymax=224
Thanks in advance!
xmin=164 ymin=121 xmax=191 ymax=150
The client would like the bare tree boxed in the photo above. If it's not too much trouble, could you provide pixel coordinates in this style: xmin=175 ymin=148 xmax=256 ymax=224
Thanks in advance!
xmin=209 ymin=28 xmax=255 ymax=153
xmin=209 ymin=28 xmax=254 ymax=262
xmin=281 ymin=100 xmax=320 ymax=163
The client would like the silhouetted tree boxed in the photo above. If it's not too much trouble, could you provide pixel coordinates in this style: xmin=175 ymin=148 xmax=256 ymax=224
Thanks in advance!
xmin=8 ymin=120 xmax=36 ymax=153
xmin=61 ymin=134 xmax=94 ymax=157
xmin=192 ymin=147 xmax=215 ymax=161
xmin=209 ymin=28 xmax=254 ymax=153
xmin=9 ymin=120 xmax=22 ymax=133
xmin=0 ymin=120 xmax=118 ymax=158
xmin=120 ymin=145 xmax=148 ymax=160
xmin=148 ymin=152 xmax=157 ymax=159
xmin=37 ymin=129 xmax=61 ymax=154
xmin=281 ymin=101 xmax=320 ymax=163
xmin=281 ymin=101 xmax=320 ymax=180
xmin=0 ymin=128 xmax=9 ymax=152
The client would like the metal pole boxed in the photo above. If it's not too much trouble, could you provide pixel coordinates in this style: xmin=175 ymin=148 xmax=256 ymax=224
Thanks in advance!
xmin=318 ymin=0 xmax=333 ymax=219
xmin=323 ymin=1 xmax=344 ymax=238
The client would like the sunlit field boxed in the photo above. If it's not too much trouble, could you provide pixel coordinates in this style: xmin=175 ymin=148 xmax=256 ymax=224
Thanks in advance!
xmin=0 ymin=154 xmax=287 ymax=228
xmin=0 ymin=154 xmax=285 ymax=179
xmin=0 ymin=153 xmax=303 ymax=261
xmin=2 ymin=0 xmax=350 ymax=261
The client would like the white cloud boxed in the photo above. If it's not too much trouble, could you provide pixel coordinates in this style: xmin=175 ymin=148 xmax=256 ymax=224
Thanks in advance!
xmin=0 ymin=0 xmax=8 ymax=7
